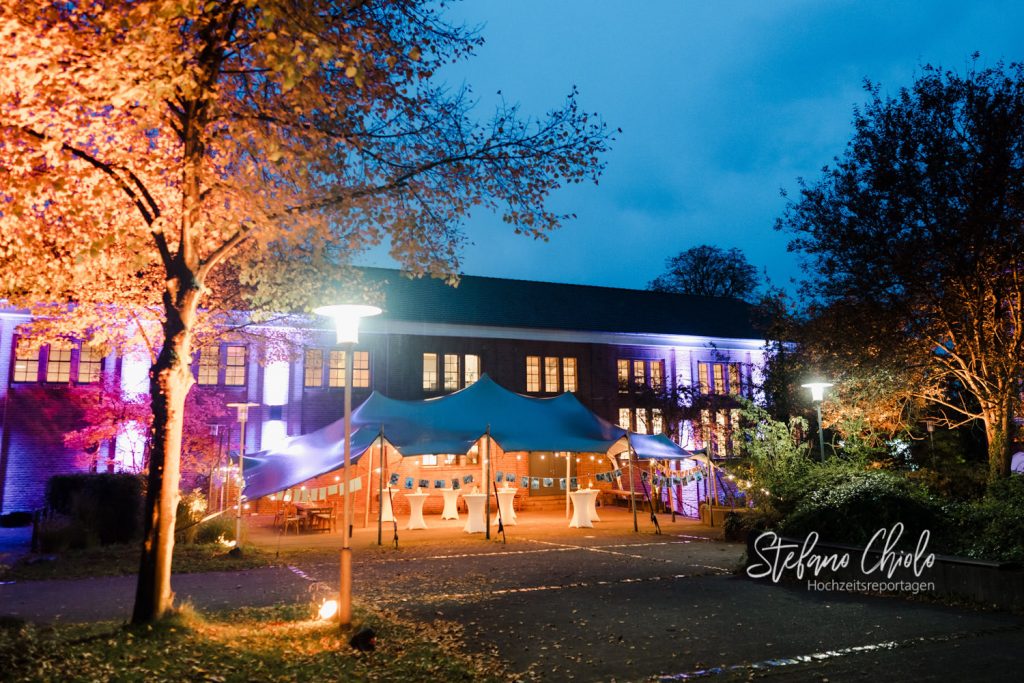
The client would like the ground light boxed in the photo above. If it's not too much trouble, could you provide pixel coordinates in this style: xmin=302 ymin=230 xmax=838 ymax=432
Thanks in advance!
xmin=801 ymin=381 xmax=833 ymax=462
xmin=318 ymin=599 xmax=339 ymax=621
xmin=314 ymin=303 xmax=383 ymax=630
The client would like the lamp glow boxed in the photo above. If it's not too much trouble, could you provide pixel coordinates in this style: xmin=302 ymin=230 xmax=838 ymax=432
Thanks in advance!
xmin=313 ymin=304 xmax=383 ymax=344
xmin=318 ymin=599 xmax=339 ymax=620
xmin=801 ymin=381 xmax=833 ymax=402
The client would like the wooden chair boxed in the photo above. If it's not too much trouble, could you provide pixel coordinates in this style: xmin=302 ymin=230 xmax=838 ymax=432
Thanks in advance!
xmin=312 ymin=502 xmax=337 ymax=533
xmin=282 ymin=503 xmax=303 ymax=535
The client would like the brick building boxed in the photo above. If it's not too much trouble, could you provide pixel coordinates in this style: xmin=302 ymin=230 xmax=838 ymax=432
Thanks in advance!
xmin=0 ymin=268 xmax=766 ymax=515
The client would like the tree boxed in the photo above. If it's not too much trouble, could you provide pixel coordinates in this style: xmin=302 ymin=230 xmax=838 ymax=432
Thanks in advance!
xmin=777 ymin=60 xmax=1024 ymax=481
xmin=0 ymin=0 xmax=612 ymax=622
xmin=647 ymin=245 xmax=760 ymax=300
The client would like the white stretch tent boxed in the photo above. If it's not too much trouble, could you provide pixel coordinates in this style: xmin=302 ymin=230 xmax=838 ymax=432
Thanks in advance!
xmin=242 ymin=374 xmax=697 ymax=499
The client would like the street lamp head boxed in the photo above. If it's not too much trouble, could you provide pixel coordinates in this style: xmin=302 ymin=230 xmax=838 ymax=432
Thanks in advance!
xmin=314 ymin=304 xmax=383 ymax=345
xmin=226 ymin=402 xmax=260 ymax=422
xmin=801 ymin=381 xmax=833 ymax=402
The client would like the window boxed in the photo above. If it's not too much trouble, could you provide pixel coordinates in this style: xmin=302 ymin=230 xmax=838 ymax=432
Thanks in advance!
xmin=651 ymin=361 xmax=664 ymax=391
xmin=423 ymin=353 xmax=438 ymax=391
xmin=421 ymin=454 xmax=438 ymax=466
xmin=713 ymin=364 xmax=725 ymax=394
xmin=698 ymin=362 xmax=710 ymax=394
xmin=328 ymin=350 xmax=345 ymax=387
xmin=197 ymin=347 xmax=218 ymax=385
xmin=728 ymin=363 xmax=742 ymax=395
xmin=632 ymin=360 xmax=646 ymax=387
xmin=563 ymin=357 xmax=578 ymax=393
xmin=526 ymin=356 xmax=540 ymax=392
xmin=304 ymin=349 xmax=323 ymax=387
xmin=45 ymin=343 xmax=72 ymax=383
xmin=636 ymin=408 xmax=649 ymax=434
xmin=544 ymin=357 xmax=559 ymax=392
xmin=352 ymin=351 xmax=370 ymax=388
xmin=464 ymin=354 xmax=480 ymax=386
xmin=617 ymin=359 xmax=629 ymax=393
xmin=225 ymin=346 xmax=246 ymax=386
xmin=618 ymin=408 xmax=631 ymax=430
xmin=12 ymin=340 xmax=39 ymax=382
xmin=78 ymin=346 xmax=103 ymax=383
xmin=652 ymin=408 xmax=664 ymax=435
xmin=444 ymin=354 xmax=459 ymax=391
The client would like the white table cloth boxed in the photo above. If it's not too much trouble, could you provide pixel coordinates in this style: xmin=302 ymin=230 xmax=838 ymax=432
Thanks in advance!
xmin=440 ymin=488 xmax=460 ymax=520
xmin=580 ymin=487 xmax=601 ymax=522
xmin=405 ymin=492 xmax=429 ymax=530
xmin=462 ymin=493 xmax=489 ymax=534
xmin=380 ymin=487 xmax=398 ymax=523
xmin=569 ymin=489 xmax=599 ymax=528
xmin=493 ymin=487 xmax=518 ymax=526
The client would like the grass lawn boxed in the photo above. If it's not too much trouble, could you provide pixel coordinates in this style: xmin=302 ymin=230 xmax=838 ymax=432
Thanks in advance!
xmin=0 ymin=543 xmax=279 ymax=582
xmin=0 ymin=603 xmax=505 ymax=682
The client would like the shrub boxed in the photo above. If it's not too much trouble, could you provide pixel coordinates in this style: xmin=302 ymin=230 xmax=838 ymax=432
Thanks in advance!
xmin=193 ymin=514 xmax=236 ymax=545
xmin=780 ymin=469 xmax=944 ymax=547
xmin=45 ymin=473 xmax=144 ymax=545
xmin=946 ymin=476 xmax=1024 ymax=562
xmin=34 ymin=515 xmax=98 ymax=553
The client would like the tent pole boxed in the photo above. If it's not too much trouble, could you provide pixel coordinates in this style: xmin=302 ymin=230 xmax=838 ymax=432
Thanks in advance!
xmin=377 ymin=430 xmax=385 ymax=546
xmin=484 ymin=427 xmax=491 ymax=540
xmin=627 ymin=434 xmax=638 ymax=533
xmin=565 ymin=451 xmax=571 ymax=519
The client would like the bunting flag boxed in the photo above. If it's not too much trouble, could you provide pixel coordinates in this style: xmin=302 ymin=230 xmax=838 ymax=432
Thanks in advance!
xmin=641 ymin=471 xmax=650 ymax=481
xmin=418 ymin=479 xmax=429 ymax=489
xmin=451 ymin=478 xmax=461 ymax=490
xmin=345 ymin=478 xmax=362 ymax=493
xmin=614 ymin=468 xmax=623 ymax=478
xmin=558 ymin=478 xmax=566 ymax=490
xmin=570 ymin=477 xmax=579 ymax=489
xmin=531 ymin=477 xmax=540 ymax=490
xmin=463 ymin=474 xmax=474 ymax=484
xmin=543 ymin=477 xmax=554 ymax=488
xmin=494 ymin=470 xmax=504 ymax=482
xmin=433 ymin=479 xmax=445 ymax=489
xmin=327 ymin=484 xmax=338 ymax=495
xmin=389 ymin=473 xmax=400 ymax=486
xmin=505 ymin=472 xmax=517 ymax=483
xmin=404 ymin=476 xmax=414 ymax=490
xmin=521 ymin=476 xmax=530 ymax=489
xmin=282 ymin=490 xmax=292 ymax=501
xmin=595 ymin=472 xmax=606 ymax=483
xmin=319 ymin=487 xmax=328 ymax=500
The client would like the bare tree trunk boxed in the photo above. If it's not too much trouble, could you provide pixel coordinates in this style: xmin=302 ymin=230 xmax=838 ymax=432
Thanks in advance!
xmin=132 ymin=283 xmax=199 ymax=623
xmin=984 ymin=400 xmax=1014 ymax=482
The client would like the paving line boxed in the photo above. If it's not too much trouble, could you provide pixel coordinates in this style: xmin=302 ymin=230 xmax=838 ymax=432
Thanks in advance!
xmin=654 ymin=623 xmax=1024 ymax=680
xmin=526 ymin=538 xmax=675 ymax=562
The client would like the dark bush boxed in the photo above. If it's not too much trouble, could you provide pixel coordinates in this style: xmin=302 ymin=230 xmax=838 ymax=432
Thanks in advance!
xmin=780 ymin=470 xmax=943 ymax=548
xmin=0 ymin=511 xmax=33 ymax=527
xmin=45 ymin=473 xmax=144 ymax=545
xmin=945 ymin=476 xmax=1024 ymax=562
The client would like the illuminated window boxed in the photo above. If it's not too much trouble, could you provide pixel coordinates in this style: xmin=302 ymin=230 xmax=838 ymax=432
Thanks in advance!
xmin=225 ymin=346 xmax=246 ymax=386
xmin=352 ymin=351 xmax=369 ymax=388
xmin=45 ymin=343 xmax=72 ymax=383
xmin=715 ymin=410 xmax=728 ymax=456
xmin=197 ymin=347 xmax=218 ymax=385
xmin=12 ymin=340 xmax=39 ymax=382
xmin=464 ymin=354 xmax=480 ymax=386
xmin=423 ymin=353 xmax=438 ymax=391
xmin=618 ymin=408 xmax=631 ymax=430
xmin=563 ymin=357 xmax=577 ymax=393
xmin=652 ymin=408 xmax=663 ymax=434
xmin=712 ymin=365 xmax=725 ymax=394
xmin=632 ymin=360 xmax=646 ymax=387
xmin=526 ymin=356 xmax=540 ymax=392
xmin=328 ymin=350 xmax=345 ymax=387
xmin=443 ymin=454 xmax=458 ymax=466
xmin=698 ymin=362 xmax=710 ymax=394
xmin=636 ymin=408 xmax=649 ymax=434
xmin=78 ymin=345 xmax=103 ymax=383
xmin=421 ymin=454 xmax=438 ymax=466
xmin=544 ymin=357 xmax=559 ymax=392
xmin=728 ymin=363 xmax=742 ymax=395
xmin=304 ymin=349 xmax=323 ymax=387
xmin=651 ymin=361 xmax=664 ymax=391
xmin=444 ymin=354 xmax=459 ymax=391
xmin=617 ymin=359 xmax=629 ymax=393
xmin=731 ymin=408 xmax=742 ymax=454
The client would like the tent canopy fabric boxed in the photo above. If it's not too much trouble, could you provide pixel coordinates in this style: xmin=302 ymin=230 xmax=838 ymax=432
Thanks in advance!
xmin=243 ymin=374 xmax=698 ymax=499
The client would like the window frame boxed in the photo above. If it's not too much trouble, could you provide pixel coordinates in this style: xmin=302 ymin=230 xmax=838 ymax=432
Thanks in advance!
xmin=224 ymin=346 xmax=247 ymax=386
xmin=77 ymin=345 xmax=104 ymax=384
xmin=443 ymin=353 xmax=460 ymax=391
xmin=562 ymin=357 xmax=578 ymax=393
xmin=423 ymin=352 xmax=439 ymax=391
xmin=526 ymin=356 xmax=541 ymax=392
xmin=544 ymin=356 xmax=560 ymax=393
xmin=11 ymin=339 xmax=40 ymax=383
xmin=304 ymin=349 xmax=324 ymax=388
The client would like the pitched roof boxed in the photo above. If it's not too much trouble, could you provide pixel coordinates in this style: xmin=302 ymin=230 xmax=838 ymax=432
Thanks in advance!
xmin=359 ymin=267 xmax=763 ymax=340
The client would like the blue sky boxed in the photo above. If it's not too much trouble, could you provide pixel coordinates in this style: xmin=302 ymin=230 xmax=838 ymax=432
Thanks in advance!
xmin=367 ymin=1 xmax=1024 ymax=292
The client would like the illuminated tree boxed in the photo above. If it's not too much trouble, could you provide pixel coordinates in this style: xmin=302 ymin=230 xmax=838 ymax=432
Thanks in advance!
xmin=778 ymin=60 xmax=1024 ymax=481
xmin=0 ymin=0 xmax=611 ymax=621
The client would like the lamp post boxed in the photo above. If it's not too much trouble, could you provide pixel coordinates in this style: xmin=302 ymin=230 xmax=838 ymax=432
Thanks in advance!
xmin=801 ymin=381 xmax=833 ymax=462
xmin=314 ymin=303 xmax=382 ymax=629
xmin=226 ymin=402 xmax=259 ymax=544
xmin=924 ymin=419 xmax=936 ymax=468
